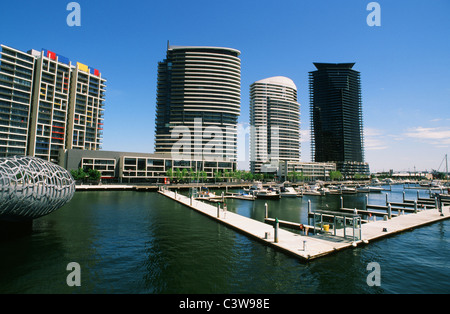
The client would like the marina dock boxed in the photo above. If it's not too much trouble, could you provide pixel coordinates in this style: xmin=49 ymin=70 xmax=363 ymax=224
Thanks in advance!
xmin=158 ymin=187 xmax=450 ymax=261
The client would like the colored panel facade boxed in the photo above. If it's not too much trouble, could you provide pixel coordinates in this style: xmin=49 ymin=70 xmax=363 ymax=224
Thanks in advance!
xmin=67 ymin=65 xmax=106 ymax=151
xmin=28 ymin=50 xmax=72 ymax=163
xmin=76 ymin=62 xmax=89 ymax=73
xmin=0 ymin=45 xmax=35 ymax=157
xmin=0 ymin=44 xmax=106 ymax=164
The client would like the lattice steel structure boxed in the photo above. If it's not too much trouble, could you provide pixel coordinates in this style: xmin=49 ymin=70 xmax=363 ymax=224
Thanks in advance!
xmin=0 ymin=156 xmax=75 ymax=222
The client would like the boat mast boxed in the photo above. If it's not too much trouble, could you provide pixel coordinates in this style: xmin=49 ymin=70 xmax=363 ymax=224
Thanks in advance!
xmin=446 ymin=154 xmax=448 ymax=181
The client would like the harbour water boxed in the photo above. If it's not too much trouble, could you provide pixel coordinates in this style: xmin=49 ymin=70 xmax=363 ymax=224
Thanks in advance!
xmin=0 ymin=185 xmax=449 ymax=294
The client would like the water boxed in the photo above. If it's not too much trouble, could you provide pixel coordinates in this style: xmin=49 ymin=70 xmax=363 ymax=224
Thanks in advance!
xmin=0 ymin=185 xmax=449 ymax=294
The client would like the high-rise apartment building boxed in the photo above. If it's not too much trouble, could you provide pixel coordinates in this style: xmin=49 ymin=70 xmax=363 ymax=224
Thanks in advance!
xmin=0 ymin=45 xmax=35 ymax=158
xmin=0 ymin=44 xmax=105 ymax=163
xmin=67 ymin=62 xmax=106 ymax=151
xmin=155 ymin=44 xmax=241 ymax=164
xmin=28 ymin=49 xmax=72 ymax=163
xmin=250 ymin=76 xmax=300 ymax=173
xmin=309 ymin=63 xmax=369 ymax=176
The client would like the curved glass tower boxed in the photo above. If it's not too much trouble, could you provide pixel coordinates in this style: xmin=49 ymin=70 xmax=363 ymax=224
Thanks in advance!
xmin=250 ymin=76 xmax=300 ymax=173
xmin=155 ymin=44 xmax=241 ymax=162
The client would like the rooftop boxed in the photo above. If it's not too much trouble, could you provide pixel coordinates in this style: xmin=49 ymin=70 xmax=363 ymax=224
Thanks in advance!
xmin=254 ymin=76 xmax=297 ymax=90
xmin=313 ymin=63 xmax=356 ymax=70
xmin=168 ymin=44 xmax=241 ymax=56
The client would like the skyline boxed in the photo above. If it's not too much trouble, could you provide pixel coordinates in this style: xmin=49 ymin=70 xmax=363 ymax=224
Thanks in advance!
xmin=1 ymin=0 xmax=449 ymax=173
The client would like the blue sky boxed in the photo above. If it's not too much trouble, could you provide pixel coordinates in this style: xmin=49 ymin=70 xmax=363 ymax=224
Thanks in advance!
xmin=1 ymin=0 xmax=449 ymax=172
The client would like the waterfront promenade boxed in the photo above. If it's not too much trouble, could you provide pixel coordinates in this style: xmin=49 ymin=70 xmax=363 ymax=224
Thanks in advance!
xmin=158 ymin=188 xmax=450 ymax=261
xmin=74 ymin=183 xmax=254 ymax=191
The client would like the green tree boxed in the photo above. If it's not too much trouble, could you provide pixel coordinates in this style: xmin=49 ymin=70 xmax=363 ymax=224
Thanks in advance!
xmin=200 ymin=171 xmax=207 ymax=183
xmin=88 ymin=168 xmax=101 ymax=181
xmin=182 ymin=168 xmax=188 ymax=183
xmin=188 ymin=168 xmax=195 ymax=183
xmin=330 ymin=171 xmax=343 ymax=181
xmin=175 ymin=168 xmax=182 ymax=183
xmin=70 ymin=167 xmax=87 ymax=182
xmin=166 ymin=168 xmax=173 ymax=181
xmin=223 ymin=170 xmax=230 ymax=182
xmin=243 ymin=171 xmax=253 ymax=181
xmin=214 ymin=170 xmax=222 ymax=183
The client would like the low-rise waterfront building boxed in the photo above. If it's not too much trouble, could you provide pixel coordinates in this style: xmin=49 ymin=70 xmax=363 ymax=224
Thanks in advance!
xmin=59 ymin=149 xmax=236 ymax=183
xmin=259 ymin=160 xmax=336 ymax=181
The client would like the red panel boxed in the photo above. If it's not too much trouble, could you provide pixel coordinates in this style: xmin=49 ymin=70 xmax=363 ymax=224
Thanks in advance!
xmin=94 ymin=69 xmax=100 ymax=76
xmin=47 ymin=51 xmax=56 ymax=60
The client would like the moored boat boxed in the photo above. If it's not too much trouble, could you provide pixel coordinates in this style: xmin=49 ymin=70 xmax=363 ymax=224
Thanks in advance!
xmin=278 ymin=182 xmax=301 ymax=197
xmin=356 ymin=185 xmax=384 ymax=193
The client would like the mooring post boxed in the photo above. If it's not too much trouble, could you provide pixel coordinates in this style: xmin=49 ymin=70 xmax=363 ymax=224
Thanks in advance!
xmin=343 ymin=217 xmax=347 ymax=238
xmin=265 ymin=203 xmax=268 ymax=218
xmin=307 ymin=200 xmax=312 ymax=227
xmin=222 ymin=191 xmax=224 ymax=202
xmin=414 ymin=200 xmax=417 ymax=213
xmin=217 ymin=203 xmax=220 ymax=218
xmin=388 ymin=203 xmax=392 ymax=219
xmin=403 ymin=191 xmax=405 ymax=202
xmin=340 ymin=196 xmax=343 ymax=209
xmin=435 ymin=196 xmax=438 ymax=211
xmin=417 ymin=190 xmax=420 ymax=200
xmin=274 ymin=217 xmax=279 ymax=243
xmin=386 ymin=193 xmax=389 ymax=206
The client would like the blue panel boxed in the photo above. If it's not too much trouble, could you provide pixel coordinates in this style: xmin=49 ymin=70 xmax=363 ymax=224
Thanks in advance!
xmin=57 ymin=55 xmax=70 ymax=65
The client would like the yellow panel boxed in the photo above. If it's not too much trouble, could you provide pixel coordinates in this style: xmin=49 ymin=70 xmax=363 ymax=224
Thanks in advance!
xmin=77 ymin=62 xmax=89 ymax=73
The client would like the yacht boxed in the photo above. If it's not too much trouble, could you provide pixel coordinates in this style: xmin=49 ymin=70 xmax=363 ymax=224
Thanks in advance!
xmin=339 ymin=185 xmax=357 ymax=194
xmin=244 ymin=181 xmax=262 ymax=192
xmin=317 ymin=187 xmax=330 ymax=195
xmin=278 ymin=182 xmax=300 ymax=197
xmin=356 ymin=185 xmax=384 ymax=193
xmin=327 ymin=185 xmax=342 ymax=194
xmin=247 ymin=183 xmax=281 ymax=199
xmin=254 ymin=186 xmax=281 ymax=199
xmin=300 ymin=184 xmax=322 ymax=196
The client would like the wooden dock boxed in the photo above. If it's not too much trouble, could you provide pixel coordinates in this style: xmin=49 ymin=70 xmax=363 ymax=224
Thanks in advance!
xmin=158 ymin=188 xmax=450 ymax=262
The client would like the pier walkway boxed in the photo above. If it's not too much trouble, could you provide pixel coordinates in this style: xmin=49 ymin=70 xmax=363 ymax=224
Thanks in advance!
xmin=159 ymin=188 xmax=450 ymax=261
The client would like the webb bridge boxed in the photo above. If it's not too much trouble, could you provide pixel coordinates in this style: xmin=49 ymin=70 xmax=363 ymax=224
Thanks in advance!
xmin=0 ymin=156 xmax=75 ymax=238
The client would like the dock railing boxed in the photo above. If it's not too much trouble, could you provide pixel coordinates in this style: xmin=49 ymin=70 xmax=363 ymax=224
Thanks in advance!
xmin=311 ymin=209 xmax=362 ymax=242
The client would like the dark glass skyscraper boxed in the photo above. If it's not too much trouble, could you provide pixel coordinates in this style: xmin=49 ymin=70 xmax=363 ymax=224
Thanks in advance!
xmin=309 ymin=63 xmax=369 ymax=176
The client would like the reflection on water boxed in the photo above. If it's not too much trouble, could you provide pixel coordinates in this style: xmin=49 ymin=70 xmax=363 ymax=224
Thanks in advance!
xmin=0 ymin=186 xmax=449 ymax=293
